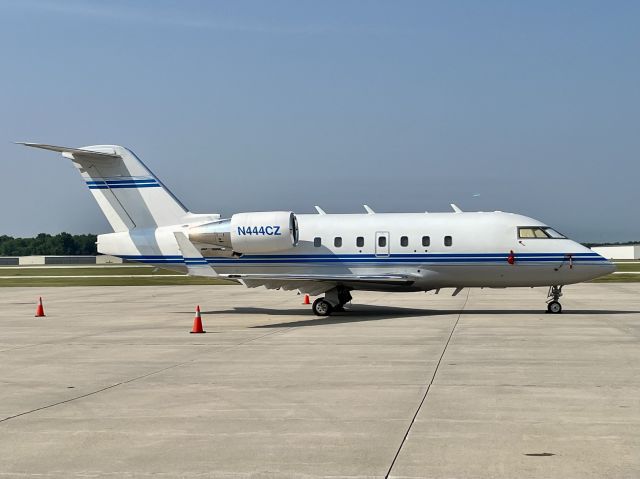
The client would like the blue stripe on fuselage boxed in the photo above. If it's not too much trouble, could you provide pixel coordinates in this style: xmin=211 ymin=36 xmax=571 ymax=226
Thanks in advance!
xmin=119 ymin=252 xmax=607 ymax=265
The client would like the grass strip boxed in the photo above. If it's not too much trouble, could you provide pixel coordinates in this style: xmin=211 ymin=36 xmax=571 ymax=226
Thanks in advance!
xmin=591 ymin=274 xmax=640 ymax=283
xmin=0 ymin=267 xmax=177 ymax=277
xmin=0 ymin=277 xmax=237 ymax=287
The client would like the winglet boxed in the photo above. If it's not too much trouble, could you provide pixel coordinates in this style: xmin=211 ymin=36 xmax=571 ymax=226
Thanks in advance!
xmin=363 ymin=205 xmax=375 ymax=214
xmin=314 ymin=206 xmax=326 ymax=215
xmin=450 ymin=203 xmax=463 ymax=213
xmin=173 ymin=232 xmax=219 ymax=278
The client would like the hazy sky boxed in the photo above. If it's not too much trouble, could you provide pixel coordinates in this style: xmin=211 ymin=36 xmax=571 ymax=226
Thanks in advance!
xmin=1 ymin=0 xmax=638 ymax=242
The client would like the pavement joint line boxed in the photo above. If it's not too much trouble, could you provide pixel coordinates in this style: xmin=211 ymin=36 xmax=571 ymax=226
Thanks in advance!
xmin=0 ymin=326 xmax=294 ymax=425
xmin=0 ymin=319 xmax=201 ymax=354
xmin=600 ymin=315 xmax=640 ymax=340
xmin=0 ymin=305 xmax=263 ymax=354
xmin=0 ymin=291 xmax=297 ymax=355
xmin=384 ymin=289 xmax=470 ymax=479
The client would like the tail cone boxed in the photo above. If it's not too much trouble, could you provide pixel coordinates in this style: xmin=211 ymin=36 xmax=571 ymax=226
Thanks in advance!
xmin=190 ymin=305 xmax=205 ymax=334
xmin=35 ymin=297 xmax=46 ymax=317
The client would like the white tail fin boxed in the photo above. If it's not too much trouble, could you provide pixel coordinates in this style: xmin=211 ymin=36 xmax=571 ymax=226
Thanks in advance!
xmin=19 ymin=143 xmax=189 ymax=231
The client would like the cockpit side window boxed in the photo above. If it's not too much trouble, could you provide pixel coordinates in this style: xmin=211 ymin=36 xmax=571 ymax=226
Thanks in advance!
xmin=518 ymin=226 xmax=566 ymax=239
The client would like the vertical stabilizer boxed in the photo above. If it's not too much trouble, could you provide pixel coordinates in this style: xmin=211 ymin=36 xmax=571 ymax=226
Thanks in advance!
xmin=19 ymin=143 xmax=188 ymax=231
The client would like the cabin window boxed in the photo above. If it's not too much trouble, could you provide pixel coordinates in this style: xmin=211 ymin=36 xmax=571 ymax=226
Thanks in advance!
xmin=378 ymin=236 xmax=387 ymax=247
xmin=444 ymin=235 xmax=453 ymax=247
xmin=334 ymin=237 xmax=342 ymax=247
xmin=313 ymin=237 xmax=322 ymax=247
xmin=400 ymin=236 xmax=409 ymax=247
xmin=422 ymin=236 xmax=430 ymax=247
xmin=356 ymin=236 xmax=364 ymax=247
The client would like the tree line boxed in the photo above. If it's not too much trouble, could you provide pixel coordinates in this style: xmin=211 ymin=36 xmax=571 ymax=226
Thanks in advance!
xmin=0 ymin=233 xmax=97 ymax=256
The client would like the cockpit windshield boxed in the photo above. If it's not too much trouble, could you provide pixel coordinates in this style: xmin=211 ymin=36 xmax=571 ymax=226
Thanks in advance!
xmin=544 ymin=228 xmax=566 ymax=239
xmin=518 ymin=226 xmax=566 ymax=239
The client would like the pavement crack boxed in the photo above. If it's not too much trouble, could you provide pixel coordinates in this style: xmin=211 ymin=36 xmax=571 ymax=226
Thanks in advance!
xmin=384 ymin=289 xmax=470 ymax=478
xmin=0 ymin=327 xmax=293 ymax=425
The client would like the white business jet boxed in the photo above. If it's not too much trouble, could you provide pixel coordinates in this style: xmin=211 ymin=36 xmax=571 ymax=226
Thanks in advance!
xmin=20 ymin=143 xmax=615 ymax=316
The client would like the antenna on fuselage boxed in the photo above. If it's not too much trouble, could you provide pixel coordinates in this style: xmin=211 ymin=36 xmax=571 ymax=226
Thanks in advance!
xmin=314 ymin=206 xmax=326 ymax=215
xmin=450 ymin=204 xmax=463 ymax=213
xmin=363 ymin=205 xmax=375 ymax=214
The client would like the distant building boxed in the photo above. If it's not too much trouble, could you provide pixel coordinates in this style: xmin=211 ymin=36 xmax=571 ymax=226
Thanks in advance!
xmin=591 ymin=245 xmax=640 ymax=260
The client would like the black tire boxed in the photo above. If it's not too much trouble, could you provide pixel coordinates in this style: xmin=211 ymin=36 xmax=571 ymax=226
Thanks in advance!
xmin=547 ymin=301 xmax=562 ymax=314
xmin=312 ymin=298 xmax=333 ymax=316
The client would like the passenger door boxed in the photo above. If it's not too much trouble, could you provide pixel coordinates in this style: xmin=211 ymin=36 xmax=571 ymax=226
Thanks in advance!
xmin=375 ymin=231 xmax=390 ymax=257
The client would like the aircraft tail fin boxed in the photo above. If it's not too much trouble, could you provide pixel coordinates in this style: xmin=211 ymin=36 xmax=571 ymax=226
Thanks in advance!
xmin=19 ymin=143 xmax=189 ymax=232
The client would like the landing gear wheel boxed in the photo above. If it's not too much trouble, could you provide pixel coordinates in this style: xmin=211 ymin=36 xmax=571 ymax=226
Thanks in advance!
xmin=312 ymin=298 xmax=333 ymax=316
xmin=546 ymin=286 xmax=564 ymax=314
xmin=547 ymin=301 xmax=562 ymax=314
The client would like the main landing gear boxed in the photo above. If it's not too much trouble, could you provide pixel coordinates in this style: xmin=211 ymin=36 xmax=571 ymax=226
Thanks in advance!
xmin=312 ymin=287 xmax=352 ymax=316
xmin=546 ymin=285 xmax=563 ymax=314
xmin=312 ymin=298 xmax=333 ymax=316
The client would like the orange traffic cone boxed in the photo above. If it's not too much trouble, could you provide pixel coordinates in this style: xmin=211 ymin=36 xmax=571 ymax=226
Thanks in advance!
xmin=302 ymin=294 xmax=310 ymax=305
xmin=35 ymin=297 xmax=46 ymax=317
xmin=190 ymin=305 xmax=205 ymax=334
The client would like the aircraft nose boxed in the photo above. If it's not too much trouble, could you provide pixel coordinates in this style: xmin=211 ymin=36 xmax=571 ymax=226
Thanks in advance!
xmin=571 ymin=243 xmax=616 ymax=280
xmin=581 ymin=251 xmax=616 ymax=280
xmin=600 ymin=255 xmax=616 ymax=275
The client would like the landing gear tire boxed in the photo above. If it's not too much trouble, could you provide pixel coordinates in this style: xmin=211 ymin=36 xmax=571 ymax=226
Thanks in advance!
xmin=312 ymin=298 xmax=333 ymax=316
xmin=546 ymin=285 xmax=564 ymax=314
xmin=547 ymin=301 xmax=562 ymax=314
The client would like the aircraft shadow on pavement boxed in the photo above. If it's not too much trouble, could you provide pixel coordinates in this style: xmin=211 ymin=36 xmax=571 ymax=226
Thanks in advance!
xmin=247 ymin=305 xmax=448 ymax=326
xmin=188 ymin=305 xmax=442 ymax=327
xmin=179 ymin=305 xmax=640 ymax=329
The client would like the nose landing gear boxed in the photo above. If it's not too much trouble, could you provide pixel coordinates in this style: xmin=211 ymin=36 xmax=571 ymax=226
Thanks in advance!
xmin=546 ymin=285 xmax=563 ymax=314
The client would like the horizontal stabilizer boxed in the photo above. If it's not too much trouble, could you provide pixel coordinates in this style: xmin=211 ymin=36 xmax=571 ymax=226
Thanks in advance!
xmin=17 ymin=142 xmax=120 ymax=159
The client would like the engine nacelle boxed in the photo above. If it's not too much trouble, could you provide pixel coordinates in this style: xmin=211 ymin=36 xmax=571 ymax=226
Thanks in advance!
xmin=188 ymin=211 xmax=298 ymax=254
xmin=230 ymin=212 xmax=299 ymax=253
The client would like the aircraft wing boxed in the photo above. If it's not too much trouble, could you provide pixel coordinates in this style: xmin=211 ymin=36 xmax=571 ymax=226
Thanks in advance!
xmin=173 ymin=232 xmax=417 ymax=294
xmin=225 ymin=273 xmax=417 ymax=296
xmin=223 ymin=273 xmax=413 ymax=283
xmin=174 ymin=232 xmax=219 ymax=278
